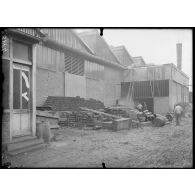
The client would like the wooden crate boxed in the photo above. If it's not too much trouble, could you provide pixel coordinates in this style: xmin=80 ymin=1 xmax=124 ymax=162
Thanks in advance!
xmin=112 ymin=118 xmax=130 ymax=130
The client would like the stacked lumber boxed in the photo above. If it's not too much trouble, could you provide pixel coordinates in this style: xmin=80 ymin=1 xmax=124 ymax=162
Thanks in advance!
xmin=58 ymin=110 xmax=96 ymax=128
xmin=58 ymin=111 xmax=70 ymax=126
xmin=42 ymin=97 xmax=105 ymax=128
xmin=44 ymin=96 xmax=104 ymax=111
xmin=80 ymin=107 xmax=121 ymax=119
xmin=104 ymin=107 xmax=129 ymax=118
xmin=80 ymin=107 xmax=132 ymax=131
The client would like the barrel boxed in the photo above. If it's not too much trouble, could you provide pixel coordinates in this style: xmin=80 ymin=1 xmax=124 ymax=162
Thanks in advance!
xmin=36 ymin=121 xmax=42 ymax=138
xmin=153 ymin=117 xmax=166 ymax=127
xmin=39 ymin=121 xmax=51 ymax=143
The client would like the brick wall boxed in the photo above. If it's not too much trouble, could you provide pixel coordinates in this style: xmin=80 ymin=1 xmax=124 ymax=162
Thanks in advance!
xmin=2 ymin=112 xmax=10 ymax=145
xmin=36 ymin=68 xmax=64 ymax=106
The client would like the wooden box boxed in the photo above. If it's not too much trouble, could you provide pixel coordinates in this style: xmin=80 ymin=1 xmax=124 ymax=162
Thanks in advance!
xmin=112 ymin=118 xmax=130 ymax=130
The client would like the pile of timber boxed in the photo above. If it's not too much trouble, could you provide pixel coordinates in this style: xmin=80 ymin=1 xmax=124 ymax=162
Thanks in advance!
xmin=80 ymin=107 xmax=131 ymax=130
xmin=80 ymin=107 xmax=121 ymax=119
xmin=104 ymin=107 xmax=129 ymax=118
xmin=58 ymin=110 xmax=98 ymax=128
xmin=44 ymin=96 xmax=104 ymax=111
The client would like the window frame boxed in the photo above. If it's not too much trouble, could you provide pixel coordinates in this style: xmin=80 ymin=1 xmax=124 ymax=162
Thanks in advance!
xmin=12 ymin=39 xmax=32 ymax=63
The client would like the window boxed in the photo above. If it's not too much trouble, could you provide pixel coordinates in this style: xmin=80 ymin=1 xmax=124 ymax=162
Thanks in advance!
xmin=13 ymin=40 xmax=32 ymax=61
xmin=64 ymin=51 xmax=84 ymax=76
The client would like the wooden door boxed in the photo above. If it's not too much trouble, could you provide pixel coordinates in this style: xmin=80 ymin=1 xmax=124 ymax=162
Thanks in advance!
xmin=12 ymin=64 xmax=31 ymax=137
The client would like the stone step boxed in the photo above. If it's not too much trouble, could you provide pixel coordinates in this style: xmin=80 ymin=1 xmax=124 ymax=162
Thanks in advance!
xmin=50 ymin=125 xmax=60 ymax=129
xmin=11 ymin=135 xmax=37 ymax=144
xmin=7 ymin=137 xmax=44 ymax=151
xmin=8 ymin=143 xmax=47 ymax=156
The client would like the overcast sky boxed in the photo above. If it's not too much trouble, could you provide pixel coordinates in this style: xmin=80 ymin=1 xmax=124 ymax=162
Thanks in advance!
xmin=77 ymin=29 xmax=192 ymax=91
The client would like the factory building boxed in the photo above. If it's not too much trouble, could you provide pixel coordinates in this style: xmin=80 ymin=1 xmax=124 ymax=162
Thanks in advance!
xmin=121 ymin=64 xmax=189 ymax=113
xmin=2 ymin=28 xmax=189 ymax=147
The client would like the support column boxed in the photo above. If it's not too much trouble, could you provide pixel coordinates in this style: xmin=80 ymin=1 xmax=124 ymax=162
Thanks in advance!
xmin=9 ymin=38 xmax=13 ymax=142
xmin=32 ymin=44 xmax=37 ymax=136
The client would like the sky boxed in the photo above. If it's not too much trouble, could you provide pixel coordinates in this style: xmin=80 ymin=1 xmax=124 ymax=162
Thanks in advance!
xmin=77 ymin=29 xmax=192 ymax=91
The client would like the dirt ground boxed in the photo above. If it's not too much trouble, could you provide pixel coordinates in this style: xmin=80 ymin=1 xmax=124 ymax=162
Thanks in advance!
xmin=6 ymin=117 xmax=192 ymax=168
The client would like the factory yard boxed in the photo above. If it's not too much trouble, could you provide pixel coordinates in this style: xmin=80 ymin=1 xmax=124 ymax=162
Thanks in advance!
xmin=7 ymin=117 xmax=192 ymax=168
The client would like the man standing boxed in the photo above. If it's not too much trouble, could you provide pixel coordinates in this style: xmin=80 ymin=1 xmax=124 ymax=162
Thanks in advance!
xmin=143 ymin=102 xmax=148 ymax=111
xmin=174 ymin=104 xmax=183 ymax=126
xmin=136 ymin=103 xmax=143 ymax=112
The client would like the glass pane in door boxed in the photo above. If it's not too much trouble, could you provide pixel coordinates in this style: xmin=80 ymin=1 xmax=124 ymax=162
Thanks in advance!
xmin=22 ymin=70 xmax=30 ymax=109
xmin=13 ymin=68 xmax=20 ymax=109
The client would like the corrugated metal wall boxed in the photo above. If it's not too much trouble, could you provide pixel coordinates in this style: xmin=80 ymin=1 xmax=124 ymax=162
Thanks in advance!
xmin=84 ymin=61 xmax=104 ymax=80
xmin=123 ymin=65 xmax=172 ymax=82
xmin=16 ymin=28 xmax=41 ymax=38
xmin=37 ymin=44 xmax=64 ymax=71
xmin=121 ymin=80 xmax=169 ymax=99
xmin=169 ymin=80 xmax=189 ymax=110
xmin=84 ymin=61 xmax=122 ymax=106
xmin=36 ymin=29 xmax=124 ymax=106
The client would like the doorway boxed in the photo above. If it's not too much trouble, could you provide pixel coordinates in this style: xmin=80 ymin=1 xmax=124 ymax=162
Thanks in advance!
xmin=134 ymin=98 xmax=154 ymax=113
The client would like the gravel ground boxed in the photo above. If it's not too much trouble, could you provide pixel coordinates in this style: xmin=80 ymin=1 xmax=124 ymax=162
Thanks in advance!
xmin=5 ymin=117 xmax=192 ymax=168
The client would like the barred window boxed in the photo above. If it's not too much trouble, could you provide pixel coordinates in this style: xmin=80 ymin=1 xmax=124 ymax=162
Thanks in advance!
xmin=64 ymin=51 xmax=84 ymax=76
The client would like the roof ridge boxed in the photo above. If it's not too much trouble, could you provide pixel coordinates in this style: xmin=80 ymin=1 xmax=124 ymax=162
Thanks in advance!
xmin=71 ymin=30 xmax=94 ymax=55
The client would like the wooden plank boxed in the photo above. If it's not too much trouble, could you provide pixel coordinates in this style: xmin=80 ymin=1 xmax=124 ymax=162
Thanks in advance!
xmin=80 ymin=107 xmax=121 ymax=119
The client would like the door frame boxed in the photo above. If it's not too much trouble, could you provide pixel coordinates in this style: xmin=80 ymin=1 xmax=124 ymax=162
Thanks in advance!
xmin=8 ymin=37 xmax=37 ymax=141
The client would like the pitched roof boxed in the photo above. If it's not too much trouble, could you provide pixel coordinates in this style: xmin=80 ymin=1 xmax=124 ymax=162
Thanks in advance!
xmin=71 ymin=30 xmax=94 ymax=54
xmin=110 ymin=45 xmax=134 ymax=66
xmin=78 ymin=30 xmax=121 ymax=64
xmin=132 ymin=56 xmax=146 ymax=67
xmin=40 ymin=28 xmax=94 ymax=55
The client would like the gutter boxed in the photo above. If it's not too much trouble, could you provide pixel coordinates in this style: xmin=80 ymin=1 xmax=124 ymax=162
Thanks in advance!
xmin=43 ymin=38 xmax=126 ymax=70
